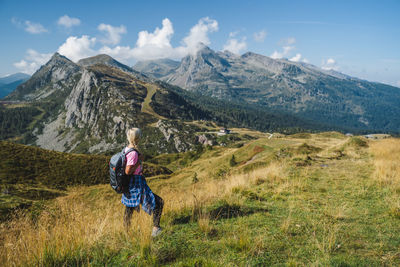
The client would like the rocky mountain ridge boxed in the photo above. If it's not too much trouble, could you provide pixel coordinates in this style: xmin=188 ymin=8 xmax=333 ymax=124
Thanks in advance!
xmin=134 ymin=45 xmax=400 ymax=133
xmin=77 ymin=54 xmax=149 ymax=81
xmin=4 ymin=53 xmax=316 ymax=155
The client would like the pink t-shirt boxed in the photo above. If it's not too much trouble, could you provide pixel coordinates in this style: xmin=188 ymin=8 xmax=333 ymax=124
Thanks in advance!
xmin=124 ymin=147 xmax=143 ymax=175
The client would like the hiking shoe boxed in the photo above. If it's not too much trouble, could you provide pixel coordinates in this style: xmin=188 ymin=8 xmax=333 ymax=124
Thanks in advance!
xmin=151 ymin=227 xmax=162 ymax=237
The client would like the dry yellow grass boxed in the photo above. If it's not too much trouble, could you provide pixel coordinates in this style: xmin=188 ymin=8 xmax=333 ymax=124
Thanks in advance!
xmin=370 ymin=138 xmax=400 ymax=187
xmin=0 ymin=188 xmax=153 ymax=266
xmin=160 ymin=160 xmax=288 ymax=216
xmin=370 ymin=138 xmax=400 ymax=220
xmin=0 ymin=160 xmax=288 ymax=266
xmin=197 ymin=211 xmax=212 ymax=235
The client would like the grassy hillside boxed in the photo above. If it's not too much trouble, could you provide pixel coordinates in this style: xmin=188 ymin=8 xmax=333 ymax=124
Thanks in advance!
xmin=0 ymin=141 xmax=171 ymax=219
xmin=0 ymin=104 xmax=43 ymax=141
xmin=1 ymin=134 xmax=399 ymax=266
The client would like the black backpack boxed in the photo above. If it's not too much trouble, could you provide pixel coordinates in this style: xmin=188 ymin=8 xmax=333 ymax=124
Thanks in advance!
xmin=109 ymin=147 xmax=137 ymax=193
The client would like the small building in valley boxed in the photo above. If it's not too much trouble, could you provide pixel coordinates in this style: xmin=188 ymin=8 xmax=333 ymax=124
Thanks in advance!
xmin=218 ymin=128 xmax=231 ymax=136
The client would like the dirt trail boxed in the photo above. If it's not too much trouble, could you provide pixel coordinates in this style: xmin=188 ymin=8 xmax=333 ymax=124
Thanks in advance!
xmin=139 ymin=84 xmax=166 ymax=120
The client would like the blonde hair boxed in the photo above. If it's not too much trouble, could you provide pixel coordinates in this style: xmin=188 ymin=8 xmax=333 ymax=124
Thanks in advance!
xmin=126 ymin=128 xmax=141 ymax=149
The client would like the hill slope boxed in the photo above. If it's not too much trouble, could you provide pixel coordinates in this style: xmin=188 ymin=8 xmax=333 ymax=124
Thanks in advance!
xmin=1 ymin=133 xmax=399 ymax=266
xmin=0 ymin=141 xmax=171 ymax=218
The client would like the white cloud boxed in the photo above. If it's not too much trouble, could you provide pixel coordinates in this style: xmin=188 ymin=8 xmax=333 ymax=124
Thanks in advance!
xmin=57 ymin=35 xmax=97 ymax=62
xmin=289 ymin=53 xmax=309 ymax=63
xmin=25 ymin=21 xmax=48 ymax=34
xmin=253 ymin=30 xmax=267 ymax=42
xmin=289 ymin=53 xmax=302 ymax=62
xmin=25 ymin=49 xmax=52 ymax=64
xmin=98 ymin=23 xmax=127 ymax=45
xmin=223 ymin=37 xmax=247 ymax=55
xmin=12 ymin=18 xmax=48 ymax=34
xmin=58 ymin=15 xmax=81 ymax=28
xmin=321 ymin=58 xmax=339 ymax=71
xmin=14 ymin=60 xmax=32 ymax=73
xmin=13 ymin=17 xmax=220 ymax=72
xmin=229 ymin=31 xmax=239 ymax=38
xmin=13 ymin=49 xmax=52 ymax=74
xmin=327 ymin=58 xmax=335 ymax=65
xmin=285 ymin=37 xmax=296 ymax=45
xmin=270 ymin=37 xmax=307 ymax=60
xmin=283 ymin=46 xmax=294 ymax=55
xmin=271 ymin=45 xmax=295 ymax=59
xmin=98 ymin=45 xmax=134 ymax=64
xmin=181 ymin=17 xmax=218 ymax=54
xmin=396 ymin=81 xmax=400 ymax=88
xmin=270 ymin=51 xmax=281 ymax=59
xmin=129 ymin=18 xmax=175 ymax=60
xmin=129 ymin=17 xmax=218 ymax=60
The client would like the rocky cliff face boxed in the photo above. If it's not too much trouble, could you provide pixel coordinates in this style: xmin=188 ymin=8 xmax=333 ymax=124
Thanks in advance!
xmin=164 ymin=45 xmax=231 ymax=98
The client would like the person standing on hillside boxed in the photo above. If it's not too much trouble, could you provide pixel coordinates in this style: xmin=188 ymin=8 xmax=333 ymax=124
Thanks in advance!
xmin=122 ymin=128 xmax=164 ymax=237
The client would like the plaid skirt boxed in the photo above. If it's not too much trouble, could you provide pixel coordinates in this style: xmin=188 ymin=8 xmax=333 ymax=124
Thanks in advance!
xmin=121 ymin=175 xmax=156 ymax=215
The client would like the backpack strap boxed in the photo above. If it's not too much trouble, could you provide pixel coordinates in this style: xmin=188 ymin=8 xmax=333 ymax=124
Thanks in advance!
xmin=122 ymin=147 xmax=140 ymax=156
xmin=122 ymin=147 xmax=137 ymax=156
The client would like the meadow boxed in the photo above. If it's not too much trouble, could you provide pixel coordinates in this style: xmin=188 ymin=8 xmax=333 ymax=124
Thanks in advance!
xmin=1 ymin=132 xmax=399 ymax=266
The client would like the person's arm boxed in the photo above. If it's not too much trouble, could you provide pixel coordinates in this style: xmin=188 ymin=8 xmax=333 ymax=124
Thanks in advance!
xmin=125 ymin=160 xmax=140 ymax=175
xmin=125 ymin=151 xmax=142 ymax=175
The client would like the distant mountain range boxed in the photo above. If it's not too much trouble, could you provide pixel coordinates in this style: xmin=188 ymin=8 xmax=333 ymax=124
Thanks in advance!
xmin=134 ymin=44 xmax=400 ymax=133
xmin=0 ymin=73 xmax=30 ymax=98
xmin=2 ymin=45 xmax=399 ymax=155
xmin=3 ymin=53 xmax=315 ymax=154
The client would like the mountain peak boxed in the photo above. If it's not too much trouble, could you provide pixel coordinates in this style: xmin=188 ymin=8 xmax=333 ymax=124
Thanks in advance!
xmin=78 ymin=54 xmax=150 ymax=81
xmin=77 ymin=54 xmax=115 ymax=66
xmin=194 ymin=43 xmax=215 ymax=56
xmin=241 ymin=51 xmax=258 ymax=58
xmin=196 ymin=42 xmax=210 ymax=50
xmin=5 ymin=52 xmax=80 ymax=100
xmin=78 ymin=54 xmax=130 ymax=71
xmin=50 ymin=52 xmax=71 ymax=61
xmin=45 ymin=52 xmax=76 ymax=68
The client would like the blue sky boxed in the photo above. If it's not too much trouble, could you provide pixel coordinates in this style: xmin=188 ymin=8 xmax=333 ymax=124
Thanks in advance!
xmin=1 ymin=0 xmax=399 ymax=87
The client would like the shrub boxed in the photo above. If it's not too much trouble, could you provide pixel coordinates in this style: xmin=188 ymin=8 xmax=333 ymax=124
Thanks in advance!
xmin=229 ymin=155 xmax=237 ymax=167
